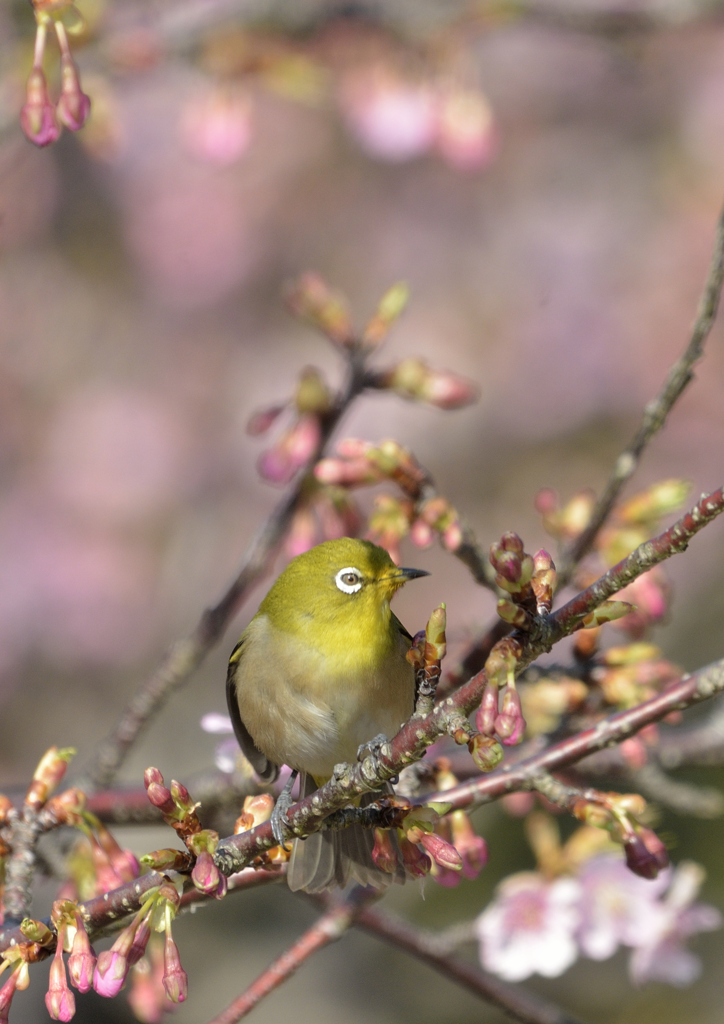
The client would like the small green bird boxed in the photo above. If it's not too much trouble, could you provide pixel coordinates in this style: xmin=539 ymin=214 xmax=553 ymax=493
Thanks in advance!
xmin=226 ymin=537 xmax=429 ymax=892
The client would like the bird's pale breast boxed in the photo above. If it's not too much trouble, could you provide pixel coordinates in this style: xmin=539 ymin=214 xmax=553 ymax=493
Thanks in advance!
xmin=233 ymin=614 xmax=415 ymax=781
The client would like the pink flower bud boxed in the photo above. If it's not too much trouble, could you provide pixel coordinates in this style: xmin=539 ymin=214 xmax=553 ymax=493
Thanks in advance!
xmin=93 ymin=949 xmax=128 ymax=998
xmin=20 ymin=67 xmax=60 ymax=148
xmin=57 ymin=54 xmax=91 ymax=131
xmin=0 ymin=968 xmax=20 ymax=1024
xmin=495 ymin=687 xmax=525 ymax=745
xmin=246 ymin=404 xmax=286 ymax=436
xmin=475 ymin=682 xmax=499 ymax=735
xmin=451 ymin=813 xmax=488 ymax=879
xmin=398 ymin=837 xmax=432 ymax=879
xmin=419 ymin=832 xmax=463 ymax=872
xmin=410 ymin=518 xmax=435 ymax=548
xmin=128 ymin=957 xmax=165 ymax=1024
xmin=162 ymin=935 xmax=187 ymax=1004
xmin=45 ymin=943 xmax=76 ymax=1022
xmin=191 ymin=850 xmax=227 ymax=898
xmin=468 ymin=734 xmax=504 ymax=772
xmin=258 ymin=416 xmax=321 ymax=484
xmin=68 ymin=925 xmax=96 ymax=993
xmin=127 ymin=917 xmax=152 ymax=968
xmin=371 ymin=829 xmax=399 ymax=874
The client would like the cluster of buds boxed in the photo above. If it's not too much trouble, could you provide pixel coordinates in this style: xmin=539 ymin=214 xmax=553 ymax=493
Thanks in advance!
xmin=410 ymin=495 xmax=463 ymax=553
xmin=371 ymin=357 xmax=479 ymax=411
xmin=234 ymin=793 xmax=290 ymax=869
xmin=144 ymin=768 xmax=231 ymax=899
xmin=599 ymin=479 xmax=690 ymax=567
xmin=251 ymin=365 xmax=332 ymax=485
xmin=21 ymin=2 xmax=91 ymax=147
xmin=366 ymin=494 xmax=414 ymax=564
xmin=316 ymin=438 xmax=427 ymax=494
xmin=469 ymin=635 xmax=525 ymax=770
xmin=535 ymin=488 xmax=595 ymax=544
xmin=570 ymin=791 xmax=669 ymax=880
xmin=92 ymin=881 xmax=186 ymax=1004
xmin=490 ymin=533 xmax=557 ymax=627
xmin=590 ymin=643 xmax=682 ymax=712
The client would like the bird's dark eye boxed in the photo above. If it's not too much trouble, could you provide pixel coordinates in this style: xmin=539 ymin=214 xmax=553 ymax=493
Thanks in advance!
xmin=335 ymin=567 xmax=363 ymax=593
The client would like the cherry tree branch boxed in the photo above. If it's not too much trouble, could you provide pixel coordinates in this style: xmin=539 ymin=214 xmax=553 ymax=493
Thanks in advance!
xmin=356 ymin=907 xmax=585 ymax=1024
xmin=423 ymin=654 xmax=724 ymax=813
xmin=557 ymin=199 xmax=724 ymax=582
xmin=214 ymin=486 xmax=724 ymax=874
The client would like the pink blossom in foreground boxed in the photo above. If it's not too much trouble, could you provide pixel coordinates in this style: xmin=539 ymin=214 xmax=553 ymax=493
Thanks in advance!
xmin=476 ymin=872 xmax=581 ymax=981
xmin=340 ymin=68 xmax=436 ymax=162
xmin=577 ymin=853 xmax=671 ymax=961
xmin=180 ymin=86 xmax=253 ymax=165
xmin=628 ymin=861 xmax=722 ymax=986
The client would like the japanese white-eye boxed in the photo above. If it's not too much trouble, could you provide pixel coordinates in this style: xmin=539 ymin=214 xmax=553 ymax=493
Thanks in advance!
xmin=226 ymin=537 xmax=429 ymax=892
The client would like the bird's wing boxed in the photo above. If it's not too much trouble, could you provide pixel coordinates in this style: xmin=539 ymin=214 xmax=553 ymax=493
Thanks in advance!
xmin=226 ymin=638 xmax=280 ymax=784
xmin=391 ymin=612 xmax=413 ymax=643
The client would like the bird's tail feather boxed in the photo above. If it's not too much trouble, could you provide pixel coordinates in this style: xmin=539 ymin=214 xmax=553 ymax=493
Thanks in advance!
xmin=286 ymin=774 xmax=406 ymax=893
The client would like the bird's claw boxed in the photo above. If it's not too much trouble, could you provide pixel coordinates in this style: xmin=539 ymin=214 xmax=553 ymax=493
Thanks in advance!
xmin=357 ymin=733 xmax=389 ymax=763
xmin=271 ymin=769 xmax=298 ymax=847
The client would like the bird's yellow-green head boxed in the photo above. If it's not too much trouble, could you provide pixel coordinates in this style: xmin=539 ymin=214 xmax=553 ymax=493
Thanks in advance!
xmin=258 ymin=538 xmax=428 ymax=657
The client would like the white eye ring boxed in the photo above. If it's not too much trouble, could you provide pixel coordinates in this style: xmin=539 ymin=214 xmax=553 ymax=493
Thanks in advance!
xmin=335 ymin=567 xmax=363 ymax=594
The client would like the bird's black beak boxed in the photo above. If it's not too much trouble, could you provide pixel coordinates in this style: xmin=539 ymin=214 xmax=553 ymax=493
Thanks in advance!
xmin=396 ymin=567 xmax=430 ymax=581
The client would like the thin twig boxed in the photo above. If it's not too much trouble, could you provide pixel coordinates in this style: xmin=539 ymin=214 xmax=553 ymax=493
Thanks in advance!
xmin=204 ymin=899 xmax=358 ymax=1024
xmin=81 ymin=356 xmax=368 ymax=791
xmin=558 ymin=200 xmax=724 ymax=582
xmin=356 ymin=907 xmax=585 ymax=1024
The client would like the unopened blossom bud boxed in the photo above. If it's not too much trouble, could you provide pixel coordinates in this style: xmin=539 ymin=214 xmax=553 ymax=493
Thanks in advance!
xmin=0 ymin=968 xmax=20 ymax=1023
xmin=572 ymin=799 xmax=611 ymax=829
xmin=442 ymin=520 xmax=463 ymax=551
xmin=362 ymin=282 xmax=409 ymax=348
xmin=531 ymin=549 xmax=557 ymax=612
xmin=294 ymin=367 xmax=332 ymax=416
xmin=285 ymin=273 xmax=355 ymax=347
xmin=25 ymin=747 xmax=76 ymax=811
xmin=93 ymin=948 xmax=129 ymax=998
xmin=234 ymin=793 xmax=275 ymax=833
xmin=484 ymin=637 xmax=521 ymax=689
xmin=162 ymin=935 xmax=187 ymax=1004
xmin=315 ymin=455 xmax=379 ymax=487
xmin=169 ymin=780 xmax=196 ymax=815
xmin=418 ymin=832 xmax=462 ymax=872
xmin=246 ymin=404 xmax=286 ymax=437
xmin=618 ymin=479 xmax=690 ymax=527
xmin=382 ymin=357 xmax=478 ymax=410
xmin=67 ymin=923 xmax=96 ymax=993
xmin=468 ymin=734 xmax=504 ymax=772
xmin=581 ymin=601 xmax=635 ymax=629
xmin=258 ymin=416 xmax=321 ymax=484
xmin=45 ymin=939 xmax=76 ymax=1022
xmin=476 ymin=682 xmax=499 ymax=735
xmin=398 ymin=836 xmax=432 ymax=878
xmin=496 ymin=598 xmax=528 ymax=627
xmin=128 ymin=956 xmax=164 ymax=1024
xmin=191 ymin=851 xmax=227 ymax=899
xmin=21 ymin=67 xmax=61 ymax=147
xmin=623 ymin=833 xmax=661 ymax=880
xmin=560 ymin=491 xmax=595 ymax=538
xmin=366 ymin=493 xmax=412 ymax=563
xmin=57 ymin=53 xmax=91 ymax=131
xmin=144 ymin=768 xmax=175 ymax=816
xmin=94 ymin=821 xmax=140 ymax=881
xmin=425 ymin=604 xmax=447 ymax=661
xmin=371 ymin=829 xmax=399 ymax=873
xmin=495 ymin=686 xmax=525 ymax=746
xmin=637 ymin=826 xmax=669 ymax=872
xmin=127 ymin=917 xmax=152 ymax=968
xmin=44 ymin=788 xmax=86 ymax=826
xmin=140 ymin=849 xmax=194 ymax=873
xmin=450 ymin=811 xmax=488 ymax=878
xmin=410 ymin=518 xmax=435 ymax=548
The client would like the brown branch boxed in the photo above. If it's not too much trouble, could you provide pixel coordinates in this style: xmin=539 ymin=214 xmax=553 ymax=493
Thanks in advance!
xmin=215 ymin=486 xmax=724 ymax=874
xmin=81 ymin=354 xmax=369 ymax=792
xmin=204 ymin=899 xmax=357 ymax=1024
xmin=356 ymin=908 xmax=585 ymax=1024
xmin=2 ymin=811 xmax=40 ymax=926
xmin=421 ymin=655 xmax=724 ymax=813
xmin=558 ymin=199 xmax=724 ymax=582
